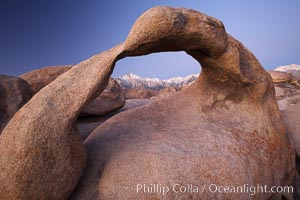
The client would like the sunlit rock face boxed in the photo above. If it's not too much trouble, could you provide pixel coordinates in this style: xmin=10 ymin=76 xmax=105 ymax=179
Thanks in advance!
xmin=0 ymin=6 xmax=295 ymax=200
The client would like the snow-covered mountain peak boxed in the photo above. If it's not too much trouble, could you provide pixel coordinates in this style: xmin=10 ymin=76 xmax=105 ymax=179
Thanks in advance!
xmin=274 ymin=64 xmax=300 ymax=72
xmin=115 ymin=73 xmax=199 ymax=90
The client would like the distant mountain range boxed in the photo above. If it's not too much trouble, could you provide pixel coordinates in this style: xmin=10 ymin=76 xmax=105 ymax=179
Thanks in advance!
xmin=274 ymin=64 xmax=300 ymax=72
xmin=115 ymin=73 xmax=198 ymax=90
xmin=115 ymin=64 xmax=300 ymax=90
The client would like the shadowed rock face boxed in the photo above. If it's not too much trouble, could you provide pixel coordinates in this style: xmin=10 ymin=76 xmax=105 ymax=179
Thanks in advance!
xmin=80 ymin=78 xmax=125 ymax=116
xmin=124 ymin=87 xmax=158 ymax=99
xmin=282 ymin=103 xmax=300 ymax=156
xmin=0 ymin=6 xmax=295 ymax=200
xmin=274 ymin=83 xmax=300 ymax=157
xmin=19 ymin=65 xmax=73 ymax=94
xmin=0 ymin=75 xmax=32 ymax=133
xmin=21 ymin=66 xmax=125 ymax=117
xmin=76 ymin=99 xmax=152 ymax=140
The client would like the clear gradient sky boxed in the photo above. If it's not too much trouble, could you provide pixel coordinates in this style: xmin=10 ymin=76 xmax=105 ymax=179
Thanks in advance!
xmin=0 ymin=0 xmax=299 ymax=79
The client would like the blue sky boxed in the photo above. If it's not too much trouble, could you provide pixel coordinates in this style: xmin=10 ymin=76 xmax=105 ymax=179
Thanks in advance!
xmin=0 ymin=0 xmax=299 ymax=79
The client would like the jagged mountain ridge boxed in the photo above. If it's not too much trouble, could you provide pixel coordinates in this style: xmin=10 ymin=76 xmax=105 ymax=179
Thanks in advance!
xmin=115 ymin=73 xmax=199 ymax=90
xmin=274 ymin=64 xmax=300 ymax=72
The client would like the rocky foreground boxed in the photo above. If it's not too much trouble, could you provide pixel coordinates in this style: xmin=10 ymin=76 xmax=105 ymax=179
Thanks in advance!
xmin=0 ymin=6 xmax=299 ymax=200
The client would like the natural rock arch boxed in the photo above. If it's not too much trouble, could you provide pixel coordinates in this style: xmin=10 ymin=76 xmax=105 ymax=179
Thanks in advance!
xmin=0 ymin=6 xmax=295 ymax=200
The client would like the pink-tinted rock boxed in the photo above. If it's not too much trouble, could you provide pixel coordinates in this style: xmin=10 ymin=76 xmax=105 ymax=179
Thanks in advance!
xmin=275 ymin=84 xmax=300 ymax=110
